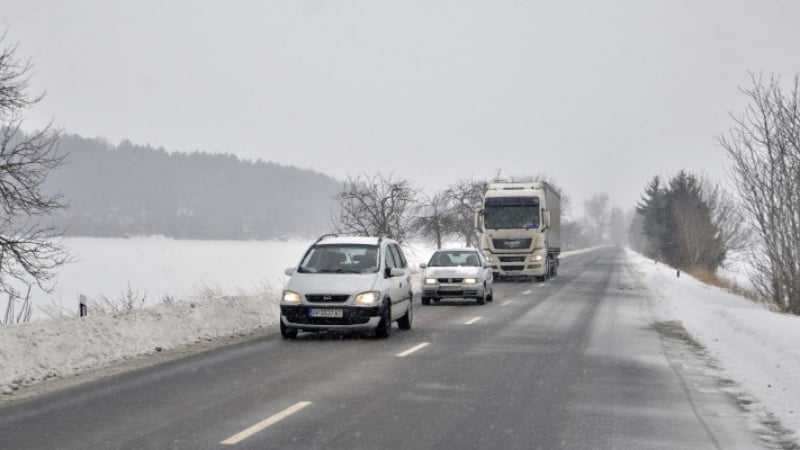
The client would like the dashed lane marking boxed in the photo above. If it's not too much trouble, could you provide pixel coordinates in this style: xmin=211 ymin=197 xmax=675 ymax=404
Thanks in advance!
xmin=396 ymin=342 xmax=431 ymax=357
xmin=501 ymin=300 xmax=513 ymax=306
xmin=464 ymin=316 xmax=483 ymax=325
xmin=221 ymin=401 xmax=312 ymax=445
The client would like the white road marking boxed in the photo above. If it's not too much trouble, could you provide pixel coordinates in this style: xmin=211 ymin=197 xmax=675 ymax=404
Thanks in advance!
xmin=221 ymin=401 xmax=312 ymax=445
xmin=501 ymin=300 xmax=513 ymax=306
xmin=523 ymin=290 xmax=532 ymax=295
xmin=396 ymin=342 xmax=430 ymax=357
xmin=464 ymin=316 xmax=483 ymax=325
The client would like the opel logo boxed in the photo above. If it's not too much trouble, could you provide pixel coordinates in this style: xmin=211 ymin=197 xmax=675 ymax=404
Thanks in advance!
xmin=448 ymin=278 xmax=453 ymax=283
xmin=323 ymin=295 xmax=332 ymax=301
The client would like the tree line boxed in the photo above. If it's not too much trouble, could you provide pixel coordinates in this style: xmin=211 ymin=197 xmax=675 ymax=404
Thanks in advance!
xmin=329 ymin=172 xmax=616 ymax=251
xmin=630 ymin=73 xmax=800 ymax=315
xmin=629 ymin=171 xmax=743 ymax=273
xmin=43 ymin=134 xmax=341 ymax=240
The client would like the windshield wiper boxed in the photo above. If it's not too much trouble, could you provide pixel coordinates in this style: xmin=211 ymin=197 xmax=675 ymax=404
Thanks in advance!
xmin=318 ymin=268 xmax=362 ymax=274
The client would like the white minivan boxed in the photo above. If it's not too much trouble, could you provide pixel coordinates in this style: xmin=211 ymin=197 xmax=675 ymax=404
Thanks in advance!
xmin=280 ymin=235 xmax=413 ymax=339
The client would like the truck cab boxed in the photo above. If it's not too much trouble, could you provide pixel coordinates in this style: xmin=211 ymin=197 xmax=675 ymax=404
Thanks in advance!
xmin=475 ymin=182 xmax=561 ymax=281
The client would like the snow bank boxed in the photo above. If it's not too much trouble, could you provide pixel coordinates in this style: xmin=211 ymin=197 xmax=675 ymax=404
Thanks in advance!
xmin=628 ymin=250 xmax=800 ymax=436
xmin=0 ymin=293 xmax=281 ymax=396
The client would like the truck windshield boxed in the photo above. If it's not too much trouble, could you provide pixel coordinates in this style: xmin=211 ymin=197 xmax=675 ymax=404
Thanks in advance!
xmin=484 ymin=196 xmax=540 ymax=230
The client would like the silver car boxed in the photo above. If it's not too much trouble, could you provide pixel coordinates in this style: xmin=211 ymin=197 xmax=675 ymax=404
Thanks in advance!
xmin=420 ymin=248 xmax=494 ymax=305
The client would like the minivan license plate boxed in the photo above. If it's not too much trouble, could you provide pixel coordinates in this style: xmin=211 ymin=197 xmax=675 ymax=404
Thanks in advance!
xmin=309 ymin=308 xmax=343 ymax=318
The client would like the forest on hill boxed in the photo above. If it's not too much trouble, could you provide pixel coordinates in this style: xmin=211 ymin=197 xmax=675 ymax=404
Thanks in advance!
xmin=44 ymin=135 xmax=340 ymax=240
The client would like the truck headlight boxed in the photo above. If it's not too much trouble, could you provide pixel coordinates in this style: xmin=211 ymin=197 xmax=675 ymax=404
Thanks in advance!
xmin=424 ymin=278 xmax=438 ymax=285
xmin=534 ymin=254 xmax=544 ymax=262
xmin=484 ymin=255 xmax=494 ymax=262
xmin=463 ymin=278 xmax=477 ymax=284
xmin=354 ymin=291 xmax=380 ymax=305
xmin=282 ymin=290 xmax=301 ymax=304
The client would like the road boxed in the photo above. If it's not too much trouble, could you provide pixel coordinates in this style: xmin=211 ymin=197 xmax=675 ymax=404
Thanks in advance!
xmin=0 ymin=247 xmax=766 ymax=449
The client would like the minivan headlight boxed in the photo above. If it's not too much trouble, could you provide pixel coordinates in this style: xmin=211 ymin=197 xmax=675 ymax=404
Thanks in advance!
xmin=463 ymin=278 xmax=477 ymax=285
xmin=424 ymin=278 xmax=438 ymax=285
xmin=282 ymin=290 xmax=301 ymax=304
xmin=354 ymin=291 xmax=380 ymax=305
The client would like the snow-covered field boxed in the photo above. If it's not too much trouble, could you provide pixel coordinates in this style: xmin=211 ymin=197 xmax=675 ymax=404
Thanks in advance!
xmin=26 ymin=237 xmax=313 ymax=319
xmin=2 ymin=241 xmax=798 ymax=443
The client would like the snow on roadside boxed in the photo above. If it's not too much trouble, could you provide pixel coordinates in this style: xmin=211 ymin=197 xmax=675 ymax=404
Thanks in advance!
xmin=0 ymin=292 xmax=281 ymax=396
xmin=627 ymin=249 xmax=800 ymax=437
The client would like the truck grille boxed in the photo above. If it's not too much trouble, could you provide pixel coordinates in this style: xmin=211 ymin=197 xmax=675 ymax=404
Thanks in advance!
xmin=492 ymin=238 xmax=532 ymax=250
xmin=499 ymin=256 xmax=526 ymax=262
xmin=501 ymin=265 xmax=524 ymax=271
xmin=306 ymin=294 xmax=350 ymax=303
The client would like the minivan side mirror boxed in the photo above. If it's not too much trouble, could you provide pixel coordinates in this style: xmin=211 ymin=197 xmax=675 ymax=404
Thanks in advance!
xmin=419 ymin=263 xmax=427 ymax=269
xmin=284 ymin=267 xmax=295 ymax=276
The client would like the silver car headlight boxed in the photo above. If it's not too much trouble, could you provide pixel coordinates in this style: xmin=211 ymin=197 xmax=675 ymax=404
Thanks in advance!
xmin=424 ymin=278 xmax=438 ymax=285
xmin=463 ymin=278 xmax=477 ymax=285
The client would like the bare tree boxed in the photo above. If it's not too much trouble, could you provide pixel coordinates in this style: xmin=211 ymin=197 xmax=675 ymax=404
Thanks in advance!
xmin=1 ymin=35 xmax=69 ymax=310
xmin=443 ymin=178 xmax=485 ymax=247
xmin=412 ymin=191 xmax=456 ymax=249
xmin=608 ymin=207 xmax=627 ymax=246
xmin=720 ymin=73 xmax=800 ymax=314
xmin=583 ymin=193 xmax=610 ymax=245
xmin=331 ymin=173 xmax=415 ymax=242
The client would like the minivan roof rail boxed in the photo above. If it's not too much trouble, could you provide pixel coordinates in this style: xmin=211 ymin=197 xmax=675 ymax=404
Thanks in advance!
xmin=314 ymin=233 xmax=338 ymax=244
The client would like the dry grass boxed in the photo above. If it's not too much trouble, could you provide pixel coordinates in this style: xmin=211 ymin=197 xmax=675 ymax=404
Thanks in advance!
xmin=687 ymin=266 xmax=763 ymax=304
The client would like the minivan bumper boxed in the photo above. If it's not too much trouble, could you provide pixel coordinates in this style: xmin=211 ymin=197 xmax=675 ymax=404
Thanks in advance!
xmin=280 ymin=304 xmax=384 ymax=331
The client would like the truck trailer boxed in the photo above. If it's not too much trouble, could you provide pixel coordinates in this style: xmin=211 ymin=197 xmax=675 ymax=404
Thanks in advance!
xmin=475 ymin=182 xmax=561 ymax=280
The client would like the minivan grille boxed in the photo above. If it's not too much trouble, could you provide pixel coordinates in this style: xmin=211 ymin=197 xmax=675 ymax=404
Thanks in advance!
xmin=306 ymin=294 xmax=350 ymax=303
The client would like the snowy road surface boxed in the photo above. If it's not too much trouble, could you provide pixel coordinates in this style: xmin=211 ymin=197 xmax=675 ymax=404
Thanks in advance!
xmin=0 ymin=248 xmax=772 ymax=449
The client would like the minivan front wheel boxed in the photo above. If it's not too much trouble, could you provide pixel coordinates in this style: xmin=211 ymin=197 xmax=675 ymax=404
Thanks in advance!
xmin=280 ymin=320 xmax=298 ymax=339
xmin=398 ymin=300 xmax=412 ymax=330
xmin=375 ymin=302 xmax=392 ymax=338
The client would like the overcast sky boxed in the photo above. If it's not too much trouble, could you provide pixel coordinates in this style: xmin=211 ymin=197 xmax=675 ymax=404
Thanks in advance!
xmin=3 ymin=0 xmax=799 ymax=216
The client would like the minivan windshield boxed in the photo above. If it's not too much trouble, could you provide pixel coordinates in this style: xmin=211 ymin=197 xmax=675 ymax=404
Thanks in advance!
xmin=298 ymin=244 xmax=379 ymax=273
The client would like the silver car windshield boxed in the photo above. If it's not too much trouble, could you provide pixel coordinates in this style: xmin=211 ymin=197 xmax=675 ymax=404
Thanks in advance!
xmin=428 ymin=251 xmax=481 ymax=267
xmin=298 ymin=244 xmax=379 ymax=273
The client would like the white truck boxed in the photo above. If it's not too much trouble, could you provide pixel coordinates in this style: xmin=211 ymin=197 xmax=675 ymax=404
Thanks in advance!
xmin=475 ymin=182 xmax=561 ymax=281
